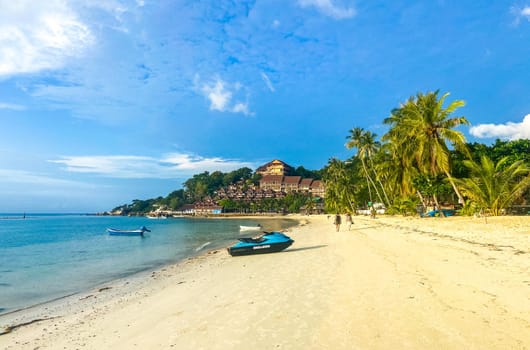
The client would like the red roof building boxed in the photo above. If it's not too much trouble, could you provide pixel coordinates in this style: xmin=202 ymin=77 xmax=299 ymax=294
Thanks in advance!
xmin=255 ymin=159 xmax=294 ymax=176
xmin=299 ymin=178 xmax=314 ymax=192
xmin=283 ymin=176 xmax=302 ymax=192
xmin=259 ymin=175 xmax=284 ymax=191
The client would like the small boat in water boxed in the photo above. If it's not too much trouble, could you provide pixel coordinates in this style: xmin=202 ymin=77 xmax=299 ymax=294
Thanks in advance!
xmin=227 ymin=232 xmax=294 ymax=256
xmin=106 ymin=226 xmax=151 ymax=236
xmin=239 ymin=225 xmax=261 ymax=231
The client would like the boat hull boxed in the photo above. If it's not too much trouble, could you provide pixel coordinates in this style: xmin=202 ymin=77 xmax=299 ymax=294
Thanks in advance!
xmin=106 ymin=226 xmax=150 ymax=236
xmin=107 ymin=230 xmax=144 ymax=236
xmin=239 ymin=225 xmax=261 ymax=231
xmin=227 ymin=232 xmax=294 ymax=256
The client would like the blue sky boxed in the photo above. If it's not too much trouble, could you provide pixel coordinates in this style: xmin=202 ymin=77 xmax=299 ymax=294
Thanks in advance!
xmin=1 ymin=0 xmax=530 ymax=212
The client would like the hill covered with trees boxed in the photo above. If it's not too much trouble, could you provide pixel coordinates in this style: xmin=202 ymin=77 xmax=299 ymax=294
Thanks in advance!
xmin=111 ymin=165 xmax=322 ymax=215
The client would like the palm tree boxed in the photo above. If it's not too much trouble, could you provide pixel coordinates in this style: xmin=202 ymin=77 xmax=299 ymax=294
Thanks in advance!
xmin=323 ymin=158 xmax=357 ymax=213
xmin=375 ymin=141 xmax=418 ymax=202
xmin=453 ymin=156 xmax=530 ymax=216
xmin=345 ymin=127 xmax=389 ymax=206
xmin=304 ymin=196 xmax=316 ymax=215
xmin=383 ymin=91 xmax=469 ymax=209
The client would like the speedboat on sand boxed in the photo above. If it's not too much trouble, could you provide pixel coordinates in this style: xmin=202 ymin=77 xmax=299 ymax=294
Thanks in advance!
xmin=227 ymin=231 xmax=294 ymax=256
xmin=106 ymin=226 xmax=150 ymax=236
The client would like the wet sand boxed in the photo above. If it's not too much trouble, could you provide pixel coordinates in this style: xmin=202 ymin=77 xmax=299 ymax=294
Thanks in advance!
xmin=1 ymin=214 xmax=529 ymax=349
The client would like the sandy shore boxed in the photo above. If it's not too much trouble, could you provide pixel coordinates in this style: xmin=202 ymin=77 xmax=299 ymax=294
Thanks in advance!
xmin=1 ymin=214 xmax=529 ymax=349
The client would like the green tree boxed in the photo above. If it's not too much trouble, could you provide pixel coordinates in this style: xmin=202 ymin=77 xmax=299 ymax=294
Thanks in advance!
xmin=292 ymin=166 xmax=322 ymax=179
xmin=453 ymin=156 xmax=530 ymax=216
xmin=222 ymin=167 xmax=254 ymax=186
xmin=209 ymin=171 xmax=225 ymax=190
xmin=218 ymin=199 xmax=238 ymax=212
xmin=323 ymin=158 xmax=358 ymax=213
xmin=165 ymin=190 xmax=186 ymax=210
xmin=384 ymin=90 xmax=469 ymax=210
xmin=412 ymin=174 xmax=453 ymax=210
xmin=376 ymin=142 xmax=418 ymax=202
xmin=345 ymin=127 xmax=390 ymax=206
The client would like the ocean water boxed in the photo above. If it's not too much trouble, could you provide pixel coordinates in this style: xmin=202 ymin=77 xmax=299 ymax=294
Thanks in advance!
xmin=0 ymin=214 xmax=295 ymax=314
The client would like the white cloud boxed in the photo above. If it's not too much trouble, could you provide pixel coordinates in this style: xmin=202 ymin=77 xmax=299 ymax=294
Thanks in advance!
xmin=160 ymin=153 xmax=255 ymax=173
xmin=511 ymin=5 xmax=530 ymax=25
xmin=196 ymin=75 xmax=253 ymax=116
xmin=0 ymin=0 xmax=95 ymax=77
xmin=469 ymin=114 xmax=530 ymax=140
xmin=51 ymin=155 xmax=154 ymax=178
xmin=0 ymin=102 xmax=25 ymax=110
xmin=261 ymin=72 xmax=275 ymax=92
xmin=297 ymin=0 xmax=356 ymax=19
xmin=202 ymin=79 xmax=232 ymax=111
xmin=51 ymin=153 xmax=257 ymax=179
xmin=0 ymin=169 xmax=95 ymax=188
xmin=232 ymin=102 xmax=251 ymax=115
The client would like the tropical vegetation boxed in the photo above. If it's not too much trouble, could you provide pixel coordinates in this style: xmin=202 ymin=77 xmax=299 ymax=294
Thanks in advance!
xmin=453 ymin=156 xmax=530 ymax=216
xmin=325 ymin=90 xmax=530 ymax=216
xmin=112 ymin=90 xmax=530 ymax=217
xmin=112 ymin=166 xmax=322 ymax=215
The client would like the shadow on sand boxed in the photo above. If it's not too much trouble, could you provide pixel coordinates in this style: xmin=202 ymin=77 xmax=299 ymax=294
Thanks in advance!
xmin=285 ymin=245 xmax=327 ymax=253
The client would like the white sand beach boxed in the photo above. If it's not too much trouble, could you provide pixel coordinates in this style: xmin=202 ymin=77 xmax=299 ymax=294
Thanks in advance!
xmin=1 ymin=214 xmax=529 ymax=349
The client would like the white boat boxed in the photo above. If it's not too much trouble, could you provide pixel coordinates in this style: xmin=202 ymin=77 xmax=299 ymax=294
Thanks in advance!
xmin=239 ymin=225 xmax=262 ymax=231
xmin=107 ymin=226 xmax=150 ymax=236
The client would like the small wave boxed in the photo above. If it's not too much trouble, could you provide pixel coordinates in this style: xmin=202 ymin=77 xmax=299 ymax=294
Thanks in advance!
xmin=195 ymin=242 xmax=212 ymax=252
xmin=0 ymin=283 xmax=10 ymax=287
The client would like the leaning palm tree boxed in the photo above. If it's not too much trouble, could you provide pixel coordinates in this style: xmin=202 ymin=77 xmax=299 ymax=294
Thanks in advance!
xmin=453 ymin=156 xmax=530 ymax=216
xmin=383 ymin=91 xmax=469 ymax=210
xmin=345 ymin=127 xmax=389 ymax=206
xmin=381 ymin=110 xmax=427 ymax=204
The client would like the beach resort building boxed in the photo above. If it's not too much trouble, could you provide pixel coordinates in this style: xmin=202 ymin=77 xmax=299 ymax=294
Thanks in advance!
xmin=259 ymin=175 xmax=325 ymax=198
xmin=255 ymin=159 xmax=324 ymax=197
xmin=299 ymin=178 xmax=313 ymax=192
xmin=283 ymin=176 xmax=302 ymax=192
xmin=180 ymin=160 xmax=324 ymax=215
xmin=259 ymin=175 xmax=326 ymax=198
xmin=259 ymin=175 xmax=284 ymax=192
xmin=194 ymin=202 xmax=223 ymax=215
xmin=309 ymin=180 xmax=325 ymax=197
xmin=255 ymin=159 xmax=294 ymax=176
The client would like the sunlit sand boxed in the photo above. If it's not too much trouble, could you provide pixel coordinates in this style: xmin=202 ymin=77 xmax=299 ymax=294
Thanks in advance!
xmin=1 ymin=214 xmax=529 ymax=349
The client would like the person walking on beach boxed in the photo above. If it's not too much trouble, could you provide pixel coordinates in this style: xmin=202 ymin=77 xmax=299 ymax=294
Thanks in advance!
xmin=345 ymin=213 xmax=353 ymax=231
xmin=334 ymin=213 xmax=342 ymax=232
xmin=368 ymin=202 xmax=376 ymax=219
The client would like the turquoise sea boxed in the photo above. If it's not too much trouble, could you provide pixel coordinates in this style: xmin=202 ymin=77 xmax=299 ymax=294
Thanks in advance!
xmin=0 ymin=214 xmax=295 ymax=314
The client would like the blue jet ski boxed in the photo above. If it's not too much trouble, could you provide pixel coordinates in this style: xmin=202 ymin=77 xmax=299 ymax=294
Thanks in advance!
xmin=227 ymin=231 xmax=294 ymax=256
